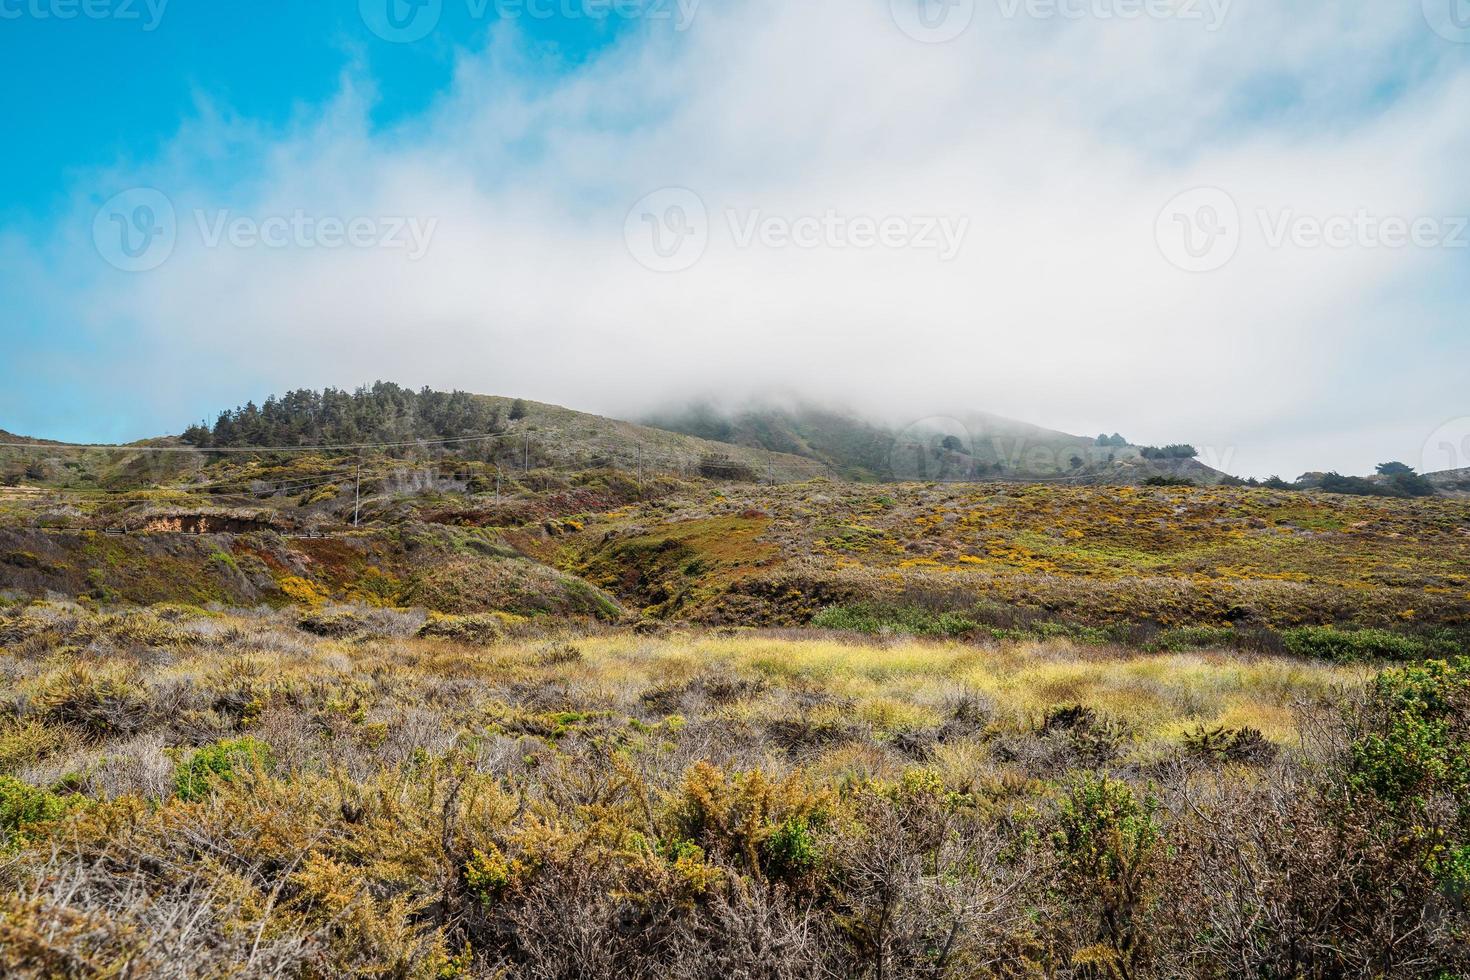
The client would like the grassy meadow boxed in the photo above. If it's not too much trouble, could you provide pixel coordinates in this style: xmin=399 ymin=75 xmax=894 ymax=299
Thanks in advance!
xmin=2 ymin=476 xmax=1470 ymax=977
xmin=1 ymin=601 xmax=1466 ymax=977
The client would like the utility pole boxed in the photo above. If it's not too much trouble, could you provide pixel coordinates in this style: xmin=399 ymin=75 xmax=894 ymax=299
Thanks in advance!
xmin=523 ymin=433 xmax=530 ymax=472
xmin=353 ymin=459 xmax=362 ymax=528
xmin=495 ymin=466 xmax=501 ymax=504
xmin=637 ymin=443 xmax=643 ymax=498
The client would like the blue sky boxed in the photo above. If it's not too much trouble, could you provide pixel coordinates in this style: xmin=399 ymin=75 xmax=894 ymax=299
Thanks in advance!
xmin=2 ymin=0 xmax=1468 ymax=478
xmin=0 ymin=2 xmax=626 ymax=225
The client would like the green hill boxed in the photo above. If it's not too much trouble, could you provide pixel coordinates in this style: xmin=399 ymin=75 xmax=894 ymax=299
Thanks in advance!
xmin=643 ymin=401 xmax=1228 ymax=485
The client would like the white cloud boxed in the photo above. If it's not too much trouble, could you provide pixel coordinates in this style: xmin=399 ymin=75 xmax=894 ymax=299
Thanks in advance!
xmin=25 ymin=0 xmax=1470 ymax=476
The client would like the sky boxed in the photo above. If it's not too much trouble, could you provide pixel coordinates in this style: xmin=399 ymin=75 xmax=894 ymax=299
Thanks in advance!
xmin=1 ymin=0 xmax=1468 ymax=479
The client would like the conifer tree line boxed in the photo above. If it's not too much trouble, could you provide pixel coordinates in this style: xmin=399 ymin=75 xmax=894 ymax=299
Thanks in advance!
xmin=181 ymin=383 xmax=510 ymax=451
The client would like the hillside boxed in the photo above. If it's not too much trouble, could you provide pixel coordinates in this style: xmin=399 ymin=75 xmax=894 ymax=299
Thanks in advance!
xmin=4 ymin=425 xmax=1470 ymax=979
xmin=0 ymin=429 xmax=206 ymax=492
xmin=470 ymin=395 xmax=829 ymax=482
xmin=538 ymin=480 xmax=1470 ymax=634
xmin=187 ymin=384 xmax=826 ymax=482
xmin=0 ymin=387 xmax=832 ymax=494
xmin=644 ymin=400 xmax=1228 ymax=485
xmin=5 ymin=468 xmax=1468 ymax=642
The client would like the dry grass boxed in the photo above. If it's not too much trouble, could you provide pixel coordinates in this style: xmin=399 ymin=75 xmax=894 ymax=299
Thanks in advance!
xmin=0 ymin=602 xmax=1463 ymax=978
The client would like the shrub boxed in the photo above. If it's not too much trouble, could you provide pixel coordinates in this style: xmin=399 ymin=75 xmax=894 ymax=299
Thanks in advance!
xmin=297 ymin=608 xmax=368 ymax=638
xmin=763 ymin=816 xmax=821 ymax=881
xmin=38 ymin=667 xmax=152 ymax=739
xmin=1040 ymin=704 xmax=1128 ymax=767
xmin=278 ymin=575 xmax=329 ymax=606
xmin=0 ymin=775 xmax=84 ymax=849
xmin=72 ymin=610 xmax=185 ymax=649
xmin=1052 ymin=775 xmax=1161 ymax=975
xmin=1333 ymin=658 xmax=1470 ymax=931
xmin=0 ymin=719 xmax=66 ymax=774
xmin=416 ymin=613 xmax=505 ymax=644
xmin=299 ymin=483 xmax=341 ymax=506
xmin=173 ymin=737 xmax=273 ymax=802
xmin=1283 ymin=625 xmax=1430 ymax=662
xmin=667 ymin=762 xmax=824 ymax=879
xmin=464 ymin=844 xmax=515 ymax=904
xmin=811 ymin=602 xmax=977 ymax=638
xmin=534 ymin=642 xmax=583 ymax=666
xmin=1031 ymin=621 xmax=1116 ymax=645
xmin=1149 ymin=625 xmax=1238 ymax=652
xmin=1180 ymin=724 xmax=1276 ymax=765
xmin=1349 ymin=658 xmax=1470 ymax=815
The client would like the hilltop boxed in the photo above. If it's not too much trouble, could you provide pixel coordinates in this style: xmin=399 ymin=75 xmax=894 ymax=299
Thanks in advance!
xmin=644 ymin=400 xmax=1228 ymax=485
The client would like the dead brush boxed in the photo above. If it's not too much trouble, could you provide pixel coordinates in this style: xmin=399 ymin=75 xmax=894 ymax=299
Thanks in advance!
xmin=0 ymin=718 xmax=66 ymax=773
xmin=533 ymin=642 xmax=583 ymax=667
xmin=0 ymin=855 xmax=319 ymax=978
xmin=697 ymin=673 xmax=768 ymax=705
xmin=70 ymin=609 xmax=187 ymax=652
xmin=417 ymin=612 xmax=506 ymax=645
xmin=35 ymin=666 xmax=153 ymax=741
xmin=767 ymin=714 xmax=867 ymax=758
xmin=1017 ymin=703 xmax=1132 ymax=769
xmin=638 ymin=681 xmax=687 ymax=716
xmin=297 ymin=608 xmax=368 ymax=639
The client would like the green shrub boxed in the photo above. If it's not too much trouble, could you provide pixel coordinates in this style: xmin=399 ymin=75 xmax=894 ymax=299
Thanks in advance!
xmin=465 ymin=845 xmax=514 ymax=904
xmin=0 ymin=775 xmax=84 ymax=849
xmin=1283 ymin=626 xmax=1428 ymax=662
xmin=763 ymin=816 xmax=821 ymax=881
xmin=1347 ymin=658 xmax=1470 ymax=893
xmin=1350 ymin=658 xmax=1470 ymax=809
xmin=810 ymin=603 xmax=977 ymax=638
xmin=1053 ymin=775 xmax=1160 ymax=882
xmin=1150 ymin=625 xmax=1239 ymax=653
xmin=174 ymin=737 xmax=273 ymax=802
xmin=207 ymin=550 xmax=239 ymax=572
xmin=1052 ymin=775 xmax=1161 ymax=974
xmin=1031 ymin=621 xmax=1116 ymax=645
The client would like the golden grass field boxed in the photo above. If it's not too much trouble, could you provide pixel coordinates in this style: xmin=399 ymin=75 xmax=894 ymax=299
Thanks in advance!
xmin=1 ymin=476 xmax=1469 ymax=977
xmin=5 ymin=600 xmax=1461 ymax=978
